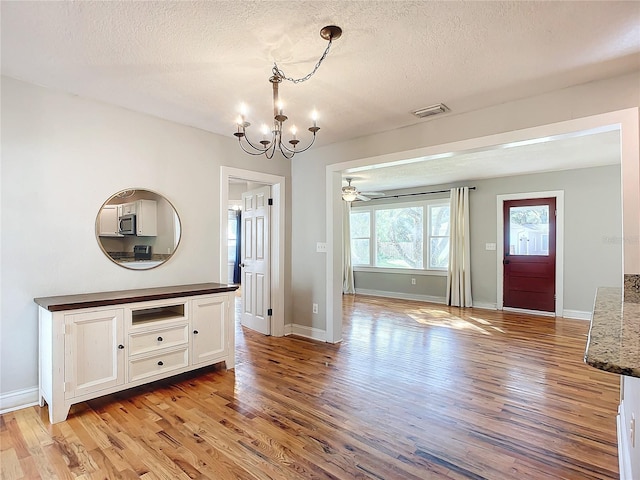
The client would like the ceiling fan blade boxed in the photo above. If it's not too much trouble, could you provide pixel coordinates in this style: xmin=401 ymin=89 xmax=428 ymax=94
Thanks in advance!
xmin=361 ymin=191 xmax=385 ymax=197
xmin=356 ymin=194 xmax=371 ymax=201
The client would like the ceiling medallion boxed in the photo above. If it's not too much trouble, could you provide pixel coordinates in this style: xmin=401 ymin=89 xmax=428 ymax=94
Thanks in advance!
xmin=234 ymin=25 xmax=342 ymax=159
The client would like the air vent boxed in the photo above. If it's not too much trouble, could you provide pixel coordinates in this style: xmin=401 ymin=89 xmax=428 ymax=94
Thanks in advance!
xmin=411 ymin=103 xmax=449 ymax=118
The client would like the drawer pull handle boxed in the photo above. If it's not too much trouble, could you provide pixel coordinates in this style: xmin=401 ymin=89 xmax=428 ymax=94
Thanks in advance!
xmin=193 ymin=330 xmax=199 ymax=335
xmin=157 ymin=336 xmax=163 ymax=342
xmin=117 ymin=344 xmax=124 ymax=350
xmin=157 ymin=361 xmax=164 ymax=366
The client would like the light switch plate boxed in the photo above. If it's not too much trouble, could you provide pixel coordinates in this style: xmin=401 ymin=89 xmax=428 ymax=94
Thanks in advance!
xmin=316 ymin=242 xmax=327 ymax=253
xmin=485 ymin=243 xmax=497 ymax=251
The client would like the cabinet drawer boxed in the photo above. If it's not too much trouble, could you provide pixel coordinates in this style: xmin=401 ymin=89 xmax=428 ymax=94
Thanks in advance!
xmin=128 ymin=347 xmax=188 ymax=383
xmin=129 ymin=324 xmax=188 ymax=356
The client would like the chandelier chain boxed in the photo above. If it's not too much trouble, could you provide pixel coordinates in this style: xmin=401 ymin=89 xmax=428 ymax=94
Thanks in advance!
xmin=272 ymin=38 xmax=334 ymax=84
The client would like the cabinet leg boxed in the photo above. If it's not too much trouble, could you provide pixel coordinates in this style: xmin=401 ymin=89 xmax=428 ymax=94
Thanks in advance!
xmin=48 ymin=404 xmax=71 ymax=424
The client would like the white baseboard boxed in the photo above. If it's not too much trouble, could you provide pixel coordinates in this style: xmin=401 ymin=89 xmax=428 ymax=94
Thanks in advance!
xmin=472 ymin=302 xmax=497 ymax=310
xmin=0 ymin=387 xmax=39 ymax=414
xmin=502 ymin=306 xmax=556 ymax=317
xmin=289 ymin=324 xmax=326 ymax=342
xmin=561 ymin=309 xmax=592 ymax=320
xmin=284 ymin=323 xmax=293 ymax=335
xmin=355 ymin=288 xmax=446 ymax=305
xmin=618 ymin=402 xmax=633 ymax=480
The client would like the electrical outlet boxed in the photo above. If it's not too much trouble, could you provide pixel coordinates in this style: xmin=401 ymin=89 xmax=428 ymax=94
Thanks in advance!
xmin=312 ymin=303 xmax=318 ymax=314
xmin=411 ymin=278 xmax=416 ymax=285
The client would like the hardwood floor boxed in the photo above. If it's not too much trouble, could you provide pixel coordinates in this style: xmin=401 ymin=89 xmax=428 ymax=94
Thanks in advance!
xmin=1 ymin=295 xmax=620 ymax=479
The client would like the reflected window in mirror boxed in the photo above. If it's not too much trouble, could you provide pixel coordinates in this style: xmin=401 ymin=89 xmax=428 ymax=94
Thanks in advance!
xmin=96 ymin=189 xmax=181 ymax=270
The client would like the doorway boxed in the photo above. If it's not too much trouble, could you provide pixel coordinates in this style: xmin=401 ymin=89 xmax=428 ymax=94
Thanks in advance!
xmin=219 ymin=166 xmax=286 ymax=337
xmin=502 ymin=197 xmax=557 ymax=313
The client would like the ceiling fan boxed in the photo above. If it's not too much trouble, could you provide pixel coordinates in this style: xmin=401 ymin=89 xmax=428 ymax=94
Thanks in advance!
xmin=341 ymin=178 xmax=385 ymax=202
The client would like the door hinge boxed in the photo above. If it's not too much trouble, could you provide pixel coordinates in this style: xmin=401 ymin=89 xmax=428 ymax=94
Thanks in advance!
xmin=267 ymin=308 xmax=273 ymax=316
xmin=268 ymin=198 xmax=273 ymax=206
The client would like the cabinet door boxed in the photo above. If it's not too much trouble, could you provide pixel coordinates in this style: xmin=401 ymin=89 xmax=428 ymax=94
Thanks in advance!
xmin=136 ymin=200 xmax=157 ymax=236
xmin=119 ymin=202 xmax=136 ymax=216
xmin=191 ymin=296 xmax=227 ymax=365
xmin=98 ymin=205 xmax=122 ymax=237
xmin=64 ymin=309 xmax=125 ymax=399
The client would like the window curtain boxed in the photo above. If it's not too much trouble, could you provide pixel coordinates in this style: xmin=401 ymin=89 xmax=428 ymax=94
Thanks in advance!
xmin=233 ymin=209 xmax=242 ymax=284
xmin=343 ymin=201 xmax=355 ymax=294
xmin=446 ymin=187 xmax=472 ymax=307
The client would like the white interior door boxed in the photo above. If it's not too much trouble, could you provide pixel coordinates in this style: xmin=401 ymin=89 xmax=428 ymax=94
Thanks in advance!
xmin=241 ymin=185 xmax=271 ymax=335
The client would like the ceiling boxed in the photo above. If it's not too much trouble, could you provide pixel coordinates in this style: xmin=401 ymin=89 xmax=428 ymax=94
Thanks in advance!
xmin=1 ymin=1 xmax=638 ymax=189
xmin=343 ymin=127 xmax=622 ymax=193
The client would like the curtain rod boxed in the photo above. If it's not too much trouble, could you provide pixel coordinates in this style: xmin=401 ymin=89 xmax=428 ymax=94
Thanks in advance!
xmin=366 ymin=186 xmax=476 ymax=201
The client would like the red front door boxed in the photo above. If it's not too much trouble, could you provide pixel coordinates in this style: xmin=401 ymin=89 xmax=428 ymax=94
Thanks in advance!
xmin=503 ymin=197 xmax=556 ymax=312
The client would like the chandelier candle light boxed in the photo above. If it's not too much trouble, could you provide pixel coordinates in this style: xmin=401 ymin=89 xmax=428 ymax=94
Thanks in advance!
xmin=234 ymin=25 xmax=342 ymax=159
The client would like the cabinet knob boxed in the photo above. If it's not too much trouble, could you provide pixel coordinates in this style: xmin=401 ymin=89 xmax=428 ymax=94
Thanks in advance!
xmin=157 ymin=336 xmax=163 ymax=342
xmin=118 ymin=344 xmax=124 ymax=349
xmin=193 ymin=330 xmax=199 ymax=335
xmin=157 ymin=361 xmax=164 ymax=366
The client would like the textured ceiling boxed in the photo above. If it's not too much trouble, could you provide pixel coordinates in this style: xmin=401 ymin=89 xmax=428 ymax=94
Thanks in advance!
xmin=2 ymin=1 xmax=639 ymax=148
xmin=1 ymin=1 xmax=638 ymax=191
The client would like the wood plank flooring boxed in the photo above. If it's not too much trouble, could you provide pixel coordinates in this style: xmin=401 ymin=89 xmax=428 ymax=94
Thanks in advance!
xmin=1 ymin=295 xmax=620 ymax=479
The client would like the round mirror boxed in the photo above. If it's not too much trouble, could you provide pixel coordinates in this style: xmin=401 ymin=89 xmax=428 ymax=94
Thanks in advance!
xmin=96 ymin=189 xmax=181 ymax=270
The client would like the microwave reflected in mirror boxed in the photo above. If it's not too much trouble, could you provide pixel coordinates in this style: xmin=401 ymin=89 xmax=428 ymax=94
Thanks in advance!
xmin=96 ymin=188 xmax=181 ymax=270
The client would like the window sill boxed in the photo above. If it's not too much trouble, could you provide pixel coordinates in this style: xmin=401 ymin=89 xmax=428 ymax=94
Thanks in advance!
xmin=353 ymin=267 xmax=447 ymax=277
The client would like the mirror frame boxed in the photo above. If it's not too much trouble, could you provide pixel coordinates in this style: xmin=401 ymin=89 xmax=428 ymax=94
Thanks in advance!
xmin=95 ymin=188 xmax=182 ymax=270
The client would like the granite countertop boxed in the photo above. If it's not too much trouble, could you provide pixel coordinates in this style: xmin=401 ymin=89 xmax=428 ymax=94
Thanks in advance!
xmin=584 ymin=286 xmax=640 ymax=378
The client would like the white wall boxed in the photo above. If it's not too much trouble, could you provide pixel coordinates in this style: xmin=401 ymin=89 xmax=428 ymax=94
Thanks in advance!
xmin=291 ymin=71 xmax=640 ymax=333
xmin=0 ymin=77 xmax=291 ymax=401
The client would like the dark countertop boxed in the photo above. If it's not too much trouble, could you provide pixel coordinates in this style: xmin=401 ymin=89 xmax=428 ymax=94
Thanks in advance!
xmin=34 ymin=283 xmax=239 ymax=312
xmin=584 ymin=287 xmax=640 ymax=378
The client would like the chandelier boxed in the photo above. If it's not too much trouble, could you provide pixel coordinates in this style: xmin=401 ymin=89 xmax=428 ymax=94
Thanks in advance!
xmin=234 ymin=25 xmax=342 ymax=159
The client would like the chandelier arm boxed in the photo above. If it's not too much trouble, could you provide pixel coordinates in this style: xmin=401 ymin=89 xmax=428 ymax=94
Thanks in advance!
xmin=265 ymin=147 xmax=276 ymax=160
xmin=273 ymin=37 xmax=334 ymax=84
xmin=242 ymin=132 xmax=271 ymax=152
xmin=277 ymin=144 xmax=295 ymax=159
xmin=280 ymin=132 xmax=317 ymax=155
xmin=237 ymin=140 xmax=270 ymax=156
xmin=293 ymin=133 xmax=317 ymax=153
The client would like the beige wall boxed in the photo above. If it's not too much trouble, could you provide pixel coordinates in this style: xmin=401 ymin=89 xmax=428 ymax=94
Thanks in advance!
xmin=350 ymin=165 xmax=623 ymax=313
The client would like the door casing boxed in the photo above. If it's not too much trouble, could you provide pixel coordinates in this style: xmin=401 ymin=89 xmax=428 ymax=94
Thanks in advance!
xmin=327 ymin=109 xmax=637 ymax=342
xmin=220 ymin=166 xmax=286 ymax=337
xmin=497 ymin=191 xmax=564 ymax=316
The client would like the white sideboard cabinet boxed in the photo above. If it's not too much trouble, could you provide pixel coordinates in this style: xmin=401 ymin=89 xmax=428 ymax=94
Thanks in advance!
xmin=36 ymin=283 xmax=237 ymax=424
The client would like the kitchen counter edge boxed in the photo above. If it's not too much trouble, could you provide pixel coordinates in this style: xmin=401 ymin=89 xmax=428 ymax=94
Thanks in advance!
xmin=584 ymin=286 xmax=640 ymax=378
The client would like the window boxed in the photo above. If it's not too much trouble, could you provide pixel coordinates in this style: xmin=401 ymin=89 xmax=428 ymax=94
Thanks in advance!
xmin=375 ymin=206 xmax=423 ymax=268
xmin=350 ymin=210 xmax=371 ymax=265
xmin=428 ymin=204 xmax=450 ymax=269
xmin=350 ymin=200 xmax=450 ymax=271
